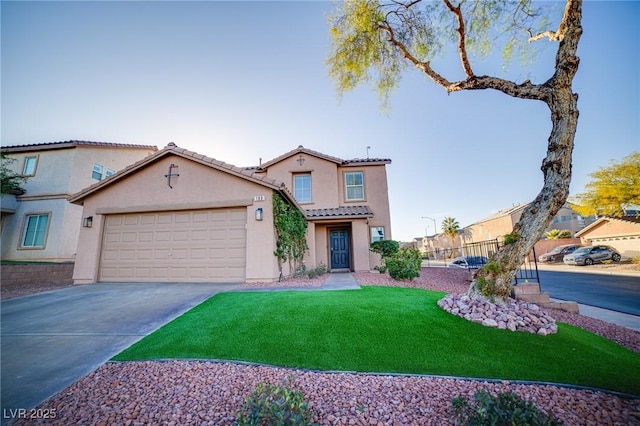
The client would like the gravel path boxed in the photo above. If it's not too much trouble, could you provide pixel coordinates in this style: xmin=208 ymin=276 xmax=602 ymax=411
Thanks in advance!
xmin=10 ymin=268 xmax=640 ymax=425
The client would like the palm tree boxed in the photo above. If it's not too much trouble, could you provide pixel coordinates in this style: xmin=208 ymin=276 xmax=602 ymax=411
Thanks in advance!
xmin=545 ymin=229 xmax=572 ymax=239
xmin=442 ymin=217 xmax=460 ymax=259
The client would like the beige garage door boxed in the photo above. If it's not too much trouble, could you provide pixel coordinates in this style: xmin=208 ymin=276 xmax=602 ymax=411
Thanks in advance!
xmin=99 ymin=208 xmax=246 ymax=283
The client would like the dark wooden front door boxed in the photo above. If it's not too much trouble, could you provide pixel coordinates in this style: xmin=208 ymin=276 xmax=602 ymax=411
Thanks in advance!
xmin=330 ymin=229 xmax=350 ymax=269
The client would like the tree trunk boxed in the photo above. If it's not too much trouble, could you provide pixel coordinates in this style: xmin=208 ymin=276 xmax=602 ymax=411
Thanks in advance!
xmin=468 ymin=0 xmax=583 ymax=304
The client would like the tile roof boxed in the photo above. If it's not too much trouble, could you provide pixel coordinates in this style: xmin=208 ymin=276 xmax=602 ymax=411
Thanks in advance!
xmin=575 ymin=215 xmax=640 ymax=237
xmin=1 ymin=140 xmax=158 ymax=152
xmin=68 ymin=143 xmax=297 ymax=207
xmin=305 ymin=205 xmax=373 ymax=219
xmin=257 ymin=145 xmax=391 ymax=169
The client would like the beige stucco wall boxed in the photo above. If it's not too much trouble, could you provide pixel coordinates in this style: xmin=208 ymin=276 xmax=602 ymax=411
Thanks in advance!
xmin=2 ymin=146 xmax=155 ymax=262
xmin=261 ymin=154 xmax=340 ymax=208
xmin=261 ymin=154 xmax=392 ymax=272
xmin=72 ymin=155 xmax=280 ymax=284
xmin=467 ymin=214 xmax=517 ymax=243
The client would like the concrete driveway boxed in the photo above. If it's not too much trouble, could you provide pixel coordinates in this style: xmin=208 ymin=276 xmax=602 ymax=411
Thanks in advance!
xmin=1 ymin=282 xmax=239 ymax=417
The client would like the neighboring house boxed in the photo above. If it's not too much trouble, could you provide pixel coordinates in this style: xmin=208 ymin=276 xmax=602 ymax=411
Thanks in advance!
xmin=547 ymin=204 xmax=596 ymax=236
xmin=465 ymin=203 xmax=595 ymax=243
xmin=575 ymin=216 xmax=640 ymax=258
xmin=1 ymin=141 xmax=157 ymax=262
xmin=465 ymin=204 xmax=528 ymax=244
xmin=68 ymin=144 xmax=392 ymax=284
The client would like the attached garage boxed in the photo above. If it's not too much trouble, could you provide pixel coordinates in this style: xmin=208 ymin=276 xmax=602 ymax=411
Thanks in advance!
xmin=99 ymin=208 xmax=246 ymax=283
xmin=68 ymin=143 xmax=300 ymax=285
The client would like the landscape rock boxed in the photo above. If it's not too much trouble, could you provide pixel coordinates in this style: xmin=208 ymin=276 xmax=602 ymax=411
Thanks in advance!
xmin=438 ymin=293 xmax=558 ymax=335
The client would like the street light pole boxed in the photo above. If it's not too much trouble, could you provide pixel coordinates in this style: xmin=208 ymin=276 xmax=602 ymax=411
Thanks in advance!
xmin=421 ymin=216 xmax=437 ymax=237
xmin=421 ymin=216 xmax=438 ymax=264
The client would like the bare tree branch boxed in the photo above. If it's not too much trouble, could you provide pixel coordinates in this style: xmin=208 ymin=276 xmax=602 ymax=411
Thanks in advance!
xmin=528 ymin=0 xmax=575 ymax=42
xmin=443 ymin=0 xmax=474 ymax=78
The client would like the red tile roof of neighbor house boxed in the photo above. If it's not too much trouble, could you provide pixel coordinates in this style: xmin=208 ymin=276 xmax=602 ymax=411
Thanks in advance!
xmin=1 ymin=140 xmax=158 ymax=152
xmin=305 ymin=205 xmax=374 ymax=218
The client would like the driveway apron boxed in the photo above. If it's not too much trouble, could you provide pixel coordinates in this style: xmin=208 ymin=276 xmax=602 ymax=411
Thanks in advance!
xmin=1 ymin=282 xmax=239 ymax=418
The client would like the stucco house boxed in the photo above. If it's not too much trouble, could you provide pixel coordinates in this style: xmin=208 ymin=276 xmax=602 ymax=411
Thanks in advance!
xmin=1 ymin=141 xmax=157 ymax=262
xmin=575 ymin=216 xmax=640 ymax=258
xmin=464 ymin=203 xmax=595 ymax=243
xmin=68 ymin=144 xmax=392 ymax=284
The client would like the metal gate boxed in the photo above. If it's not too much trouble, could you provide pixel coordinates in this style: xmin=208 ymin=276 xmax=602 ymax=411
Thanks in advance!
xmin=460 ymin=239 xmax=540 ymax=285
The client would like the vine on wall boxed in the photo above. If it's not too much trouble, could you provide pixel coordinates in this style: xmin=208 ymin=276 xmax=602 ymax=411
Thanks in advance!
xmin=272 ymin=193 xmax=308 ymax=277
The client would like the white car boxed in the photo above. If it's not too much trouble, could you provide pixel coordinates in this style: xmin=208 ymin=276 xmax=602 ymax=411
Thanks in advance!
xmin=447 ymin=256 xmax=489 ymax=270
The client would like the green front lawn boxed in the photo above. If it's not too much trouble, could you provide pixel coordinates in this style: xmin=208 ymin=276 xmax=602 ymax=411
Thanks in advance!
xmin=113 ymin=286 xmax=640 ymax=396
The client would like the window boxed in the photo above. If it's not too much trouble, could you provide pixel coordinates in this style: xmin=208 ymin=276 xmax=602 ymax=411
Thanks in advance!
xmin=22 ymin=156 xmax=38 ymax=176
xmin=106 ymin=169 xmax=116 ymax=177
xmin=22 ymin=213 xmax=50 ymax=248
xmin=345 ymin=171 xmax=364 ymax=201
xmin=293 ymin=174 xmax=312 ymax=203
xmin=371 ymin=227 xmax=385 ymax=242
xmin=92 ymin=163 xmax=104 ymax=180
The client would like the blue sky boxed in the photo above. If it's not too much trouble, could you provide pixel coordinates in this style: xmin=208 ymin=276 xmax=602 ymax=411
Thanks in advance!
xmin=2 ymin=1 xmax=638 ymax=241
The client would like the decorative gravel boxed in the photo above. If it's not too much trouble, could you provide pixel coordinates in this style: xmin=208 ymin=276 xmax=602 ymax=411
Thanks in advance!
xmin=10 ymin=268 xmax=640 ymax=425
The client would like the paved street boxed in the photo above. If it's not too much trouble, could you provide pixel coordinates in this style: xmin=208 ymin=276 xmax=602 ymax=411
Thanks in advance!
xmin=537 ymin=270 xmax=640 ymax=316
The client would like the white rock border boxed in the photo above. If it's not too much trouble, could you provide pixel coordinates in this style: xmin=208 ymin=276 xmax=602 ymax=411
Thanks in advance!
xmin=438 ymin=293 xmax=558 ymax=335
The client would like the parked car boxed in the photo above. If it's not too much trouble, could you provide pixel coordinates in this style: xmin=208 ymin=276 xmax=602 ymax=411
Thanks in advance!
xmin=538 ymin=244 xmax=581 ymax=263
xmin=447 ymin=256 xmax=489 ymax=269
xmin=563 ymin=245 xmax=621 ymax=266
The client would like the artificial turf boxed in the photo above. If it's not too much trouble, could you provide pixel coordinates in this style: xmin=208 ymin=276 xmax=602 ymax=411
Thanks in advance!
xmin=113 ymin=286 xmax=640 ymax=396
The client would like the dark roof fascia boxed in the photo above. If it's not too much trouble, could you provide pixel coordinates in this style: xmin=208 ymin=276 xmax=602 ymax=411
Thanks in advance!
xmin=2 ymin=140 xmax=158 ymax=153
xmin=341 ymin=158 xmax=392 ymax=166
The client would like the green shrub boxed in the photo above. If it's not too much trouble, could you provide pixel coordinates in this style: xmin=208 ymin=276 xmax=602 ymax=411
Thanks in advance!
xmin=451 ymin=389 xmax=562 ymax=426
xmin=385 ymin=247 xmax=422 ymax=281
xmin=235 ymin=376 xmax=317 ymax=426
xmin=307 ymin=263 xmax=327 ymax=279
xmin=369 ymin=240 xmax=399 ymax=258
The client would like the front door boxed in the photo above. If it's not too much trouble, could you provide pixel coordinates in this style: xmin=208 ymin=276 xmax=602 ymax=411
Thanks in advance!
xmin=330 ymin=229 xmax=350 ymax=270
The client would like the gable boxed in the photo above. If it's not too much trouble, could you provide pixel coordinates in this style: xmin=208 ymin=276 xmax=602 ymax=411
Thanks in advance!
xmin=576 ymin=217 xmax=640 ymax=238
xmin=69 ymin=143 xmax=297 ymax=208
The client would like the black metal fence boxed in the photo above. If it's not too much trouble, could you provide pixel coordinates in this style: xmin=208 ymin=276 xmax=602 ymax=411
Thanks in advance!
xmin=425 ymin=239 xmax=540 ymax=285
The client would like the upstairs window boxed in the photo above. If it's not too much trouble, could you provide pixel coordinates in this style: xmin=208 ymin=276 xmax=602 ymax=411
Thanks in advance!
xmin=22 ymin=156 xmax=38 ymax=176
xmin=345 ymin=171 xmax=364 ymax=201
xmin=92 ymin=163 xmax=104 ymax=180
xmin=293 ymin=174 xmax=312 ymax=203
xmin=22 ymin=213 xmax=50 ymax=248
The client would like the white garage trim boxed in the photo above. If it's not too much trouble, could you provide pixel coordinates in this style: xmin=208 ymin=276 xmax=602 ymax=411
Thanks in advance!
xmin=99 ymin=208 xmax=247 ymax=283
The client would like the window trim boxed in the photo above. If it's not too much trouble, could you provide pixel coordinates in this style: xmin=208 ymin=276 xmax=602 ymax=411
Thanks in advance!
xmin=92 ymin=163 xmax=104 ymax=180
xmin=19 ymin=212 xmax=51 ymax=250
xmin=370 ymin=226 xmax=385 ymax=243
xmin=293 ymin=173 xmax=312 ymax=204
xmin=344 ymin=171 xmax=365 ymax=202
xmin=22 ymin=155 xmax=39 ymax=176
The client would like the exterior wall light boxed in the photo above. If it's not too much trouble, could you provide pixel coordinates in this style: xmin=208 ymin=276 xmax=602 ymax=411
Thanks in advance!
xmin=255 ymin=208 xmax=263 ymax=221
xmin=83 ymin=216 xmax=93 ymax=228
